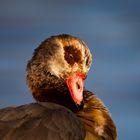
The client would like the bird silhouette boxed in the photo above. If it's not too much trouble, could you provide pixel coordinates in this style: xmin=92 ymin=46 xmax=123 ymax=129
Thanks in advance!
xmin=0 ymin=34 xmax=117 ymax=140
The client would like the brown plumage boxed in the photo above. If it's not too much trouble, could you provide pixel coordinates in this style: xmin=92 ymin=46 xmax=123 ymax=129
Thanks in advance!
xmin=0 ymin=102 xmax=85 ymax=140
xmin=26 ymin=34 xmax=117 ymax=139
xmin=78 ymin=90 xmax=117 ymax=140
xmin=0 ymin=34 xmax=117 ymax=140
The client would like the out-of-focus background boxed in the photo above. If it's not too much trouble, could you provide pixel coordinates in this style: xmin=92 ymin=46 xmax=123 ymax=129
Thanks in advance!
xmin=0 ymin=0 xmax=140 ymax=139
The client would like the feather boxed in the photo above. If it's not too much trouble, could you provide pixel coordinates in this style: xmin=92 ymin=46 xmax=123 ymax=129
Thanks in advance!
xmin=0 ymin=102 xmax=85 ymax=140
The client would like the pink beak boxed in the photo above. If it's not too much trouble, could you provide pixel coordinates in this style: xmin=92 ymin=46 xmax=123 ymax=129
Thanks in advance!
xmin=66 ymin=72 xmax=85 ymax=105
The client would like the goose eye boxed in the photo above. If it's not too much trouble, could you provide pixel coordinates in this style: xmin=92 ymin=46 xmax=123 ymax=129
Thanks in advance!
xmin=69 ymin=54 xmax=73 ymax=59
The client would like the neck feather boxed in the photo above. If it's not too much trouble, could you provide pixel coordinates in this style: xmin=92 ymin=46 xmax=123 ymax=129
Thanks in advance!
xmin=32 ymin=87 xmax=83 ymax=112
xmin=76 ymin=90 xmax=117 ymax=140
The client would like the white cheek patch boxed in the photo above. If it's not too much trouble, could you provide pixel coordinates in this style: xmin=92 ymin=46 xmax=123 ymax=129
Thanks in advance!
xmin=47 ymin=43 xmax=71 ymax=78
xmin=48 ymin=56 xmax=71 ymax=78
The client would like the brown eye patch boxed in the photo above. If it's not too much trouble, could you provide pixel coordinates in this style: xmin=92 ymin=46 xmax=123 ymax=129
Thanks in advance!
xmin=64 ymin=46 xmax=82 ymax=65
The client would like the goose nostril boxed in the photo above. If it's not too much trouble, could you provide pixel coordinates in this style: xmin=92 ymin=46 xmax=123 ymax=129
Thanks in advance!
xmin=76 ymin=82 xmax=80 ymax=89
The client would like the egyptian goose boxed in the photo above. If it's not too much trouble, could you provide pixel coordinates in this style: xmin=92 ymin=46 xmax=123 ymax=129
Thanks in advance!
xmin=26 ymin=34 xmax=117 ymax=139
xmin=0 ymin=34 xmax=117 ymax=140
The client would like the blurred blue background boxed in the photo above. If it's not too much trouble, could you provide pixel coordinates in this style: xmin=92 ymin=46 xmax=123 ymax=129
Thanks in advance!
xmin=0 ymin=0 xmax=140 ymax=139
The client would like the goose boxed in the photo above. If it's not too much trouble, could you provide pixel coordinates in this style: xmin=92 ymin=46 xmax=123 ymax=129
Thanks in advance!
xmin=0 ymin=34 xmax=117 ymax=140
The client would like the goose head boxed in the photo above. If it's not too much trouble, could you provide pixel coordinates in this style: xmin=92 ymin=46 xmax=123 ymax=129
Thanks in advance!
xmin=26 ymin=34 xmax=92 ymax=110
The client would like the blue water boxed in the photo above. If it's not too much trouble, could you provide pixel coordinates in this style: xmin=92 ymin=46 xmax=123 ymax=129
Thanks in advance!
xmin=0 ymin=1 xmax=140 ymax=139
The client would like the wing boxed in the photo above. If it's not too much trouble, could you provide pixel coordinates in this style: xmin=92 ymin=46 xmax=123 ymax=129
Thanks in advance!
xmin=0 ymin=102 xmax=85 ymax=140
xmin=77 ymin=90 xmax=117 ymax=140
